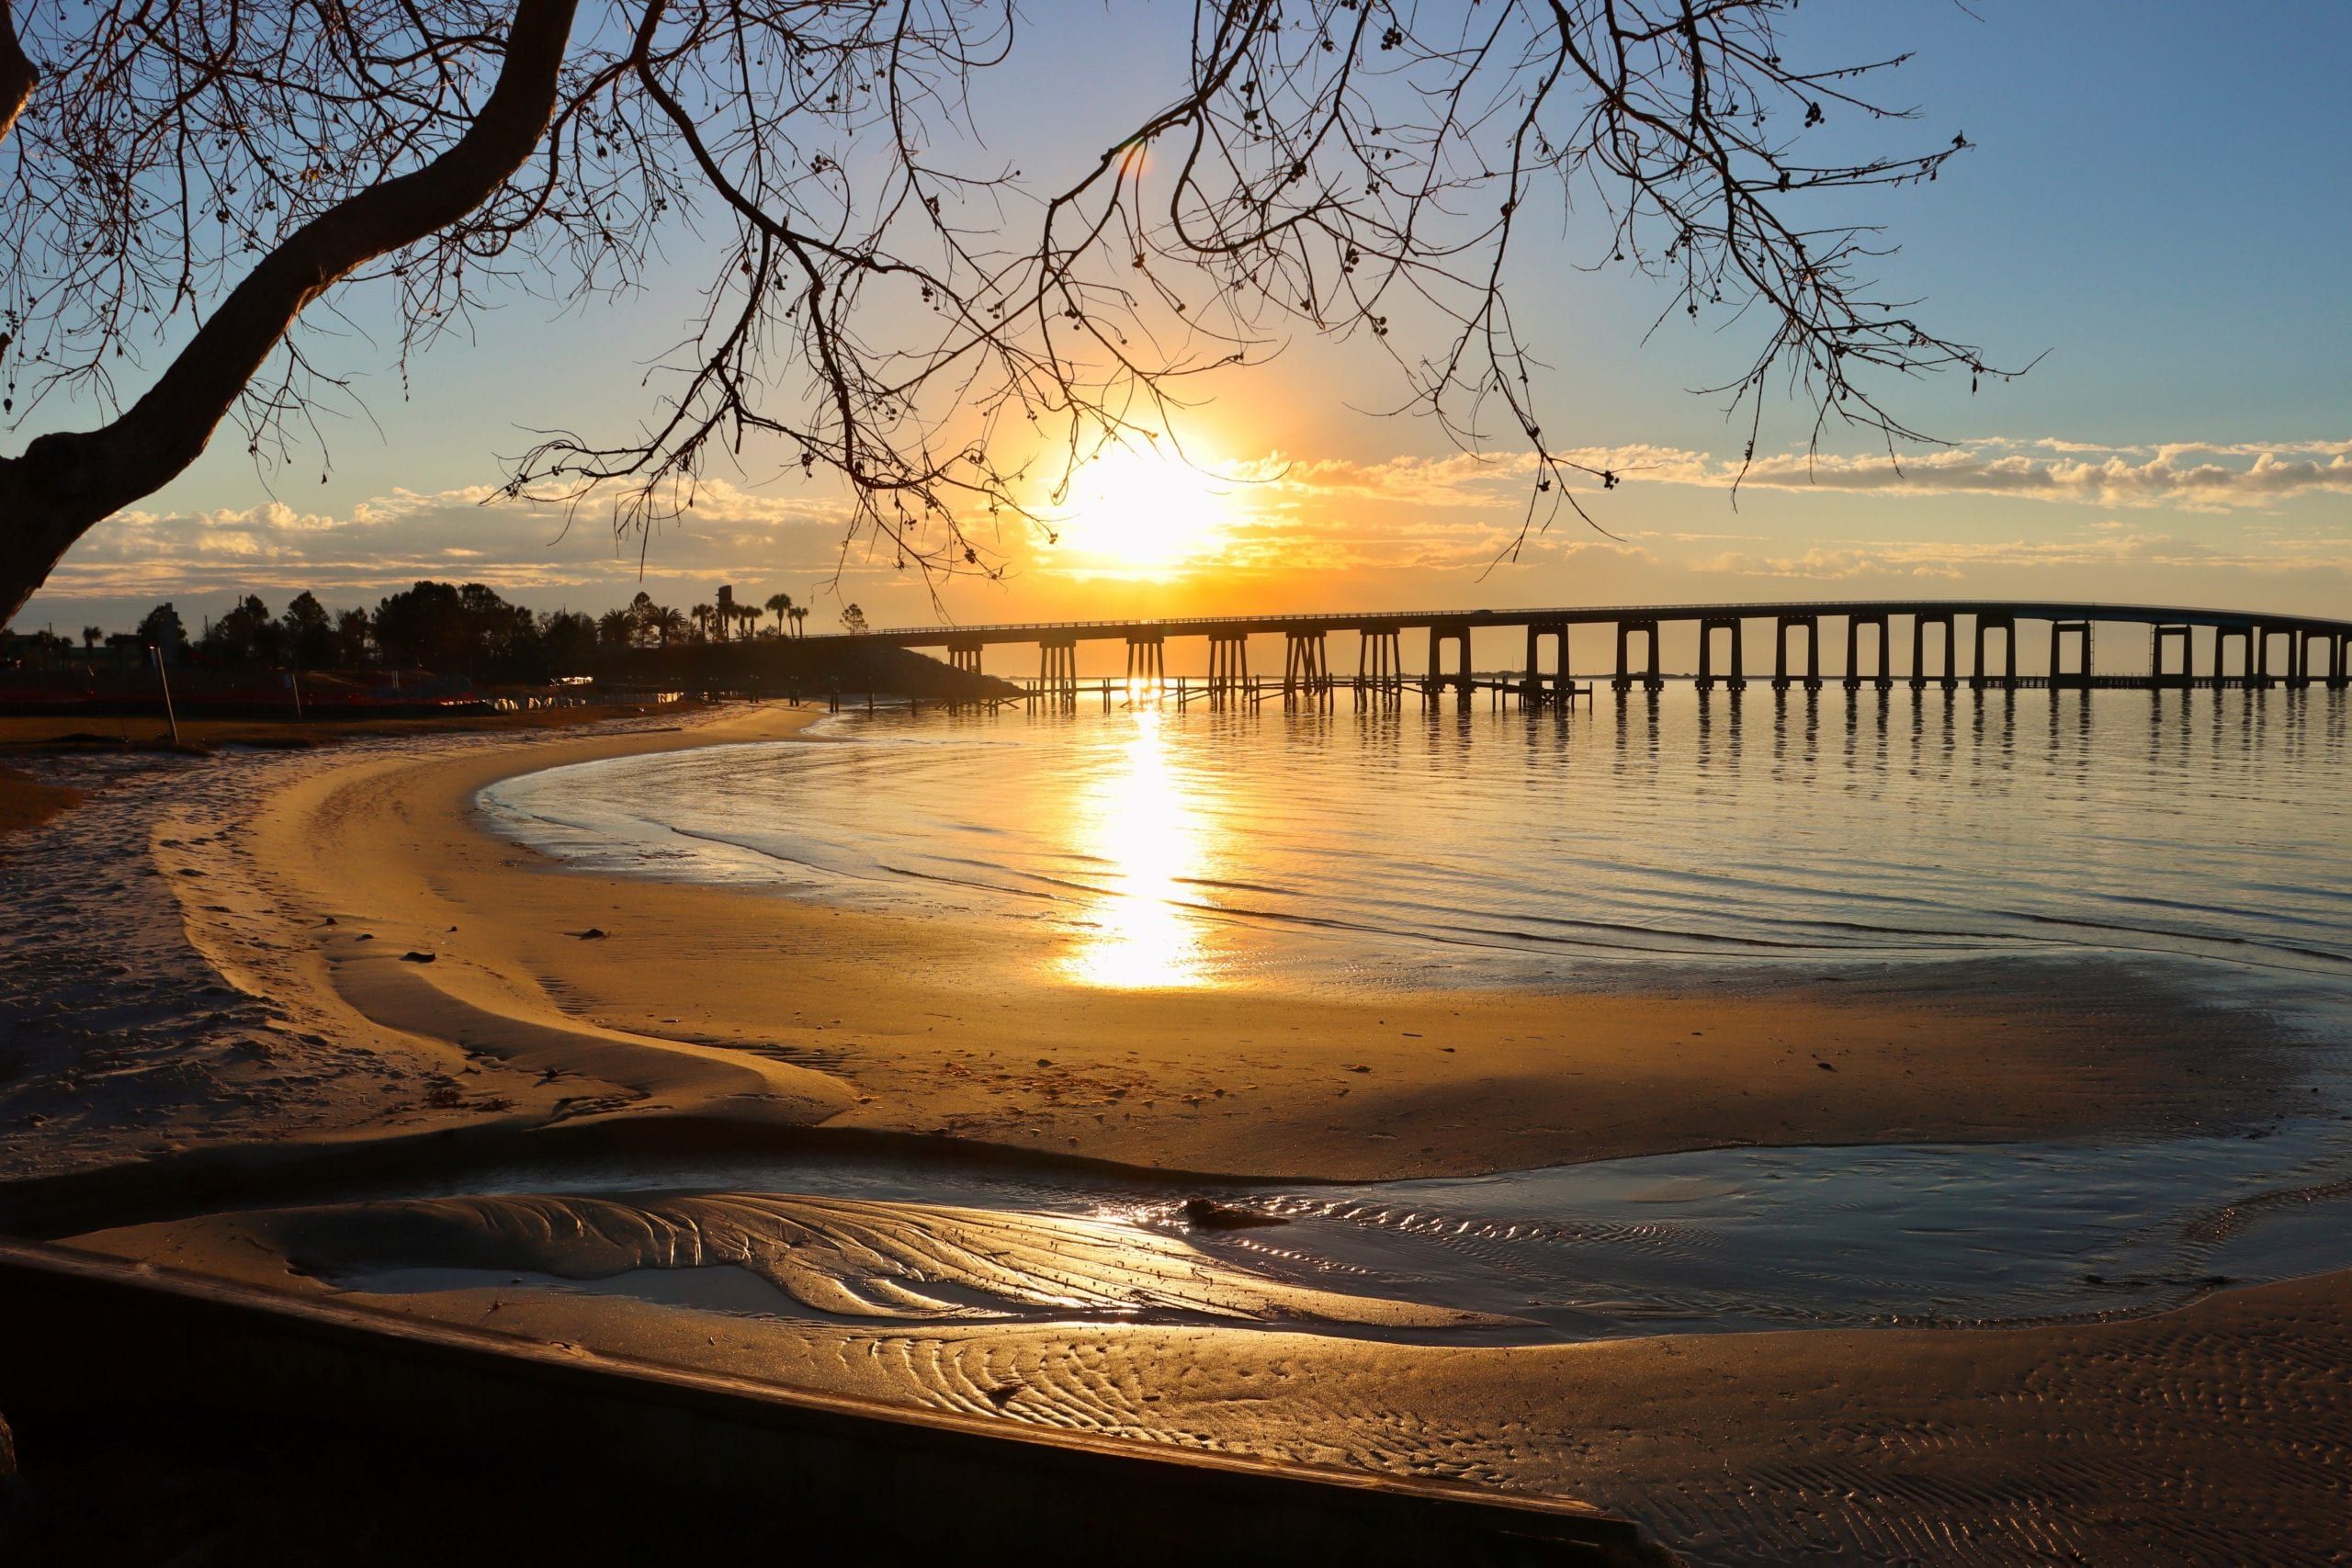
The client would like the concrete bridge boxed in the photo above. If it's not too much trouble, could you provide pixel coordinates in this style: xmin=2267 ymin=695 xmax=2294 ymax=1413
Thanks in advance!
xmin=819 ymin=601 xmax=2352 ymax=702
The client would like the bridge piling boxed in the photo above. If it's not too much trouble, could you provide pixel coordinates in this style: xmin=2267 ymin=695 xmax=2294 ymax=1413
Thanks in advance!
xmin=1520 ymin=622 xmax=1575 ymax=703
xmin=1428 ymin=624 xmax=1473 ymax=698
xmin=1283 ymin=630 xmax=1331 ymax=705
xmin=1207 ymin=634 xmax=1250 ymax=705
xmin=2050 ymin=621 xmax=2094 ymax=690
xmin=1357 ymin=627 xmax=1405 ymax=707
xmin=1696 ymin=616 xmax=1745 ymax=692
xmin=2215 ymin=625 xmax=2257 ymax=687
xmin=1612 ymin=619 xmax=1662 ymax=693
xmin=1773 ymin=615 xmax=1821 ymax=692
xmin=1910 ymin=612 xmax=1958 ymax=691
xmin=2151 ymin=625 xmax=2191 ymax=689
xmin=1125 ymin=634 xmax=1166 ymax=697
xmin=1038 ymin=638 xmax=1079 ymax=704
xmin=1972 ymin=615 xmax=2018 ymax=690
xmin=1844 ymin=612 xmax=1892 ymax=692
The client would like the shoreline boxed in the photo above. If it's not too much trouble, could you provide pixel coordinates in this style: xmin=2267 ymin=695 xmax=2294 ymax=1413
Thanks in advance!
xmin=175 ymin=699 xmax=2319 ymax=1184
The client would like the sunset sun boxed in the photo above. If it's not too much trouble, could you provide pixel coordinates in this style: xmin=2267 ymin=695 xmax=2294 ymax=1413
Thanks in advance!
xmin=1044 ymin=443 xmax=1234 ymax=575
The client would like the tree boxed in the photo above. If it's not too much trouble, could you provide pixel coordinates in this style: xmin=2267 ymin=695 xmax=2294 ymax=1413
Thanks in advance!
xmin=841 ymin=604 xmax=867 ymax=637
xmin=281 ymin=591 xmax=337 ymax=669
xmin=197 ymin=594 xmax=280 ymax=664
xmin=79 ymin=625 xmax=98 ymax=649
xmin=764 ymin=592 xmax=793 ymax=637
xmin=787 ymin=605 xmax=808 ymax=639
xmin=334 ymin=608 xmax=373 ymax=667
xmin=690 ymin=603 xmax=713 ymax=643
xmin=0 ymin=1 xmax=2005 ymax=627
xmin=538 ymin=609 xmax=597 ymax=673
xmin=135 ymin=602 xmax=186 ymax=660
xmin=369 ymin=580 xmax=542 ymax=676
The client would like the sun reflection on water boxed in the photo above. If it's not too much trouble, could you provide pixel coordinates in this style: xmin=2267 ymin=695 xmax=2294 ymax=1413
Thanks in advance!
xmin=1057 ymin=706 xmax=1210 ymax=988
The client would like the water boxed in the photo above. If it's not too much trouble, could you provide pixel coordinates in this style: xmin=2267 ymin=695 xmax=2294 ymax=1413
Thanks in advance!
xmin=323 ymin=1117 xmax=2352 ymax=1340
xmin=481 ymin=688 xmax=2352 ymax=995
xmin=429 ymin=690 xmax=2352 ymax=1341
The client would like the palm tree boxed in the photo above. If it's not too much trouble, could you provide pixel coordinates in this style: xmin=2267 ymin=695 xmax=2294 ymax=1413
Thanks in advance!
xmin=738 ymin=605 xmax=762 ymax=640
xmin=787 ymin=605 xmax=808 ymax=637
xmin=690 ymin=603 xmax=713 ymax=643
xmin=765 ymin=592 xmax=793 ymax=636
xmin=80 ymin=626 xmax=101 ymax=649
xmin=655 ymin=606 xmax=690 ymax=647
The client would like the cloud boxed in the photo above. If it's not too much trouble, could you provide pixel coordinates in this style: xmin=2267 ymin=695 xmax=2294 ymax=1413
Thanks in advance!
xmin=1240 ymin=437 xmax=2352 ymax=513
xmin=1690 ymin=523 xmax=2352 ymax=582
xmin=36 ymin=479 xmax=865 ymax=609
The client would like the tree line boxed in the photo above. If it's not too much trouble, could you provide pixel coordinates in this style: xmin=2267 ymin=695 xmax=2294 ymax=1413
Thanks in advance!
xmin=111 ymin=581 xmax=838 ymax=682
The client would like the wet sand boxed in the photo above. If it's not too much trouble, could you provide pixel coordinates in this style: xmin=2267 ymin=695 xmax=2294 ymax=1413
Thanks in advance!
xmin=63 ymin=1209 xmax=2352 ymax=1567
xmin=4 ymin=704 xmax=2345 ymax=1563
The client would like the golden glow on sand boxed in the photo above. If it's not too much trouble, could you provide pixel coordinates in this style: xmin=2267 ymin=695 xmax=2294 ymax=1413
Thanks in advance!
xmin=1059 ymin=707 xmax=1209 ymax=988
xmin=1046 ymin=443 xmax=1232 ymax=576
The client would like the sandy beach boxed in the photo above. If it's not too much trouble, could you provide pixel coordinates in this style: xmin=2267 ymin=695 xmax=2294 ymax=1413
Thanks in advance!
xmin=3 ymin=704 xmax=2346 ymax=1564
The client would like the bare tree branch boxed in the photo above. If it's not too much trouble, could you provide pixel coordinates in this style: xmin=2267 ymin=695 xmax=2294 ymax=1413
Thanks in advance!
xmin=0 ymin=0 xmax=2016 ymax=626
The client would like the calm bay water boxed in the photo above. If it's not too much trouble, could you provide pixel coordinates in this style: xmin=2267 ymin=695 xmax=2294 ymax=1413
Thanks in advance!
xmin=431 ymin=689 xmax=2352 ymax=1337
xmin=482 ymin=688 xmax=2352 ymax=996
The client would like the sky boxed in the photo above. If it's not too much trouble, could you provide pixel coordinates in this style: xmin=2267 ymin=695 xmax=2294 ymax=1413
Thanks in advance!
xmin=12 ymin=0 xmax=2350 ymax=640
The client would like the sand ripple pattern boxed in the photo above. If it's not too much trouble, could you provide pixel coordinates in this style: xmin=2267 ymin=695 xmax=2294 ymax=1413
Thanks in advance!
xmin=292 ymin=1190 xmax=1508 ymax=1328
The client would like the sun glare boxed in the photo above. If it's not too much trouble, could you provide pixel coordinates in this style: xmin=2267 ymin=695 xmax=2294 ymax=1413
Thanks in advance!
xmin=1046 ymin=443 xmax=1232 ymax=576
xmin=1058 ymin=709 xmax=1210 ymax=989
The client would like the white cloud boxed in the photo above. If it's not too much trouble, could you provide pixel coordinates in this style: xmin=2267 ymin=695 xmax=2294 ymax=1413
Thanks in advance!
xmin=1240 ymin=437 xmax=2352 ymax=512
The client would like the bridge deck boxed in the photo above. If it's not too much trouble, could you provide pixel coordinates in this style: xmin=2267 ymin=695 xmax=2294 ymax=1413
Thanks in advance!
xmin=824 ymin=599 xmax=2352 ymax=649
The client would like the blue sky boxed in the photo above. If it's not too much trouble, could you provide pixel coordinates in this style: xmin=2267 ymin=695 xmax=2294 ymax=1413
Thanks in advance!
xmin=16 ymin=0 xmax=2349 ymax=635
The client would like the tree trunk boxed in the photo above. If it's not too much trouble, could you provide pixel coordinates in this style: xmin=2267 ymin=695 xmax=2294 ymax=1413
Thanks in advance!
xmin=0 ymin=0 xmax=583 ymax=628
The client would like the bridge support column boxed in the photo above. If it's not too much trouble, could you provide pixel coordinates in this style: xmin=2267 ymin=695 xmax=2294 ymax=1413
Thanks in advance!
xmin=1521 ymin=623 xmax=1571 ymax=702
xmin=1283 ymin=630 xmax=1330 ymax=705
xmin=2326 ymin=632 xmax=2350 ymax=691
xmin=1357 ymin=628 xmax=1403 ymax=704
xmin=2049 ymin=621 xmax=2093 ymax=690
xmin=1207 ymin=634 xmax=1250 ymax=703
xmin=1971 ymin=615 xmax=2017 ymax=690
xmin=2150 ymin=626 xmax=2191 ymax=689
xmin=1844 ymin=613 xmax=1891 ymax=691
xmin=1429 ymin=624 xmax=1473 ymax=697
xmin=2289 ymin=628 xmax=2318 ymax=691
xmin=948 ymin=642 xmax=983 ymax=677
xmin=2255 ymin=626 xmax=2292 ymax=689
xmin=2214 ymin=625 xmax=2255 ymax=687
xmin=1773 ymin=615 xmax=1820 ymax=692
xmin=1039 ymin=638 xmax=1079 ymax=701
xmin=1910 ymin=612 xmax=1957 ymax=690
xmin=1696 ymin=617 xmax=1744 ymax=692
xmin=1125 ymin=635 xmax=1166 ymax=694
xmin=1612 ymin=620 xmax=1660 ymax=693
